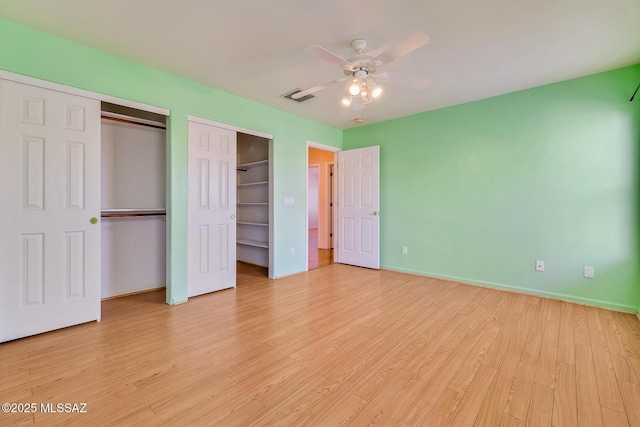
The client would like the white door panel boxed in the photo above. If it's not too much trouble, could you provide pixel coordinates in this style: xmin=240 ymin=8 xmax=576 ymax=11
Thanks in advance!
xmin=0 ymin=80 xmax=101 ymax=343
xmin=188 ymin=121 xmax=236 ymax=297
xmin=337 ymin=146 xmax=380 ymax=269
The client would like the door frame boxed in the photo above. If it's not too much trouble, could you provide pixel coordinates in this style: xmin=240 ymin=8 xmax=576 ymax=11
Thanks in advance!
xmin=0 ymin=71 xmax=168 ymax=115
xmin=326 ymin=162 xmax=335 ymax=250
xmin=305 ymin=140 xmax=340 ymax=271
xmin=188 ymin=115 xmax=275 ymax=280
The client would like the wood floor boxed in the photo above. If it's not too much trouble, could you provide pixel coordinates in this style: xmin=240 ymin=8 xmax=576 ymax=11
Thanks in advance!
xmin=2 ymin=264 xmax=640 ymax=426
xmin=308 ymin=227 xmax=333 ymax=270
xmin=308 ymin=248 xmax=333 ymax=271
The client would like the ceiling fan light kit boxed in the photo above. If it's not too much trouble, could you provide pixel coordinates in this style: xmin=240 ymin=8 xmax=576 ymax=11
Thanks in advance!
xmin=344 ymin=76 xmax=381 ymax=107
xmin=293 ymin=32 xmax=431 ymax=111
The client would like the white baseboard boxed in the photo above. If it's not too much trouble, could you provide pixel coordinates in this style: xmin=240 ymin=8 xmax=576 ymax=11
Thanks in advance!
xmin=382 ymin=265 xmax=639 ymax=314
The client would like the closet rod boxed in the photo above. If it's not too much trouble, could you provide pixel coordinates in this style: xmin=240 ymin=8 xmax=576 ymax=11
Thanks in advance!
xmin=101 ymin=112 xmax=166 ymax=130
xmin=101 ymin=208 xmax=166 ymax=218
xmin=102 ymin=212 xmax=166 ymax=218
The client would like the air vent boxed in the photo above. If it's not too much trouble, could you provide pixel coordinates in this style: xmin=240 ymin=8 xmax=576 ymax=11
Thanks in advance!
xmin=282 ymin=89 xmax=315 ymax=103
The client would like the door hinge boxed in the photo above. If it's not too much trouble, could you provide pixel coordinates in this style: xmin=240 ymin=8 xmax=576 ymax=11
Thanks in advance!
xmin=330 ymin=203 xmax=333 ymax=207
xmin=330 ymin=233 xmax=333 ymax=237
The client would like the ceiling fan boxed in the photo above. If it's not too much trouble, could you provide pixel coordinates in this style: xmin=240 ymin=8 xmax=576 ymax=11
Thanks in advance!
xmin=292 ymin=32 xmax=431 ymax=110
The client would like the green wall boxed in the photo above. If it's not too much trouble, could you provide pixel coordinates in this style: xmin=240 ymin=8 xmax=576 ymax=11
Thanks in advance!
xmin=344 ymin=65 xmax=640 ymax=312
xmin=0 ymin=19 xmax=342 ymax=304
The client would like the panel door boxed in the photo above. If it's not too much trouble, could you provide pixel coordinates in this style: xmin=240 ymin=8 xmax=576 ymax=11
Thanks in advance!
xmin=337 ymin=146 xmax=380 ymax=269
xmin=0 ymin=79 xmax=101 ymax=343
xmin=187 ymin=121 xmax=237 ymax=297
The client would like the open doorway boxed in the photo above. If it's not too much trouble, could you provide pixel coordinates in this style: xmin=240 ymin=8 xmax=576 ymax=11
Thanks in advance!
xmin=307 ymin=145 xmax=336 ymax=270
xmin=307 ymin=143 xmax=381 ymax=271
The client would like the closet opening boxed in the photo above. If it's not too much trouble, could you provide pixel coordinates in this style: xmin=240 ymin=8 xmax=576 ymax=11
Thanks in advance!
xmin=100 ymin=102 xmax=168 ymax=301
xmin=236 ymin=132 xmax=272 ymax=279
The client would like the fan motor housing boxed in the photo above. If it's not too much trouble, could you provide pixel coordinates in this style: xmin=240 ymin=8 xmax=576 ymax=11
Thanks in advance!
xmin=345 ymin=62 xmax=378 ymax=77
xmin=349 ymin=55 xmax=374 ymax=68
xmin=352 ymin=69 xmax=368 ymax=78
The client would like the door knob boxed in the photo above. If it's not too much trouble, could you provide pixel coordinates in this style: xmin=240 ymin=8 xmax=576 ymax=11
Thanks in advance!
xmin=370 ymin=211 xmax=378 ymax=216
xmin=231 ymin=214 xmax=236 ymax=220
xmin=90 ymin=217 xmax=98 ymax=224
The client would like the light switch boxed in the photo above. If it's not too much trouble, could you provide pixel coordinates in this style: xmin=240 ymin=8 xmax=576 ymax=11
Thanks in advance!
xmin=584 ymin=266 xmax=594 ymax=278
xmin=283 ymin=196 xmax=295 ymax=206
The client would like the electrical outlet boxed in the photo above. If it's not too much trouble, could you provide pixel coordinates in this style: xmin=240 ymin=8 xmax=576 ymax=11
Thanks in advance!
xmin=584 ymin=266 xmax=594 ymax=278
xmin=535 ymin=260 xmax=545 ymax=272
xmin=402 ymin=246 xmax=408 ymax=255
xmin=290 ymin=247 xmax=295 ymax=256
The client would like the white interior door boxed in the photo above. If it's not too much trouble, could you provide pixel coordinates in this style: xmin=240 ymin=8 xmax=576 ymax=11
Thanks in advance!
xmin=0 ymin=79 xmax=101 ymax=343
xmin=188 ymin=121 xmax=237 ymax=297
xmin=337 ymin=146 xmax=380 ymax=269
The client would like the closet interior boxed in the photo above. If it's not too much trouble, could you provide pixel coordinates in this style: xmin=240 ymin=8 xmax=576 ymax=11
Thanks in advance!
xmin=236 ymin=133 xmax=271 ymax=275
xmin=101 ymin=102 xmax=167 ymax=299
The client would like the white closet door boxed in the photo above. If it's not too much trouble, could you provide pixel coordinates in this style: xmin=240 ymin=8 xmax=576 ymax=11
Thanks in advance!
xmin=337 ymin=146 xmax=380 ymax=269
xmin=188 ymin=121 xmax=237 ymax=297
xmin=0 ymin=79 xmax=101 ymax=343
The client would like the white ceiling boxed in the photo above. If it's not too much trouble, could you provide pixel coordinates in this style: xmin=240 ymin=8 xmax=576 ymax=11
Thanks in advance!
xmin=1 ymin=0 xmax=639 ymax=129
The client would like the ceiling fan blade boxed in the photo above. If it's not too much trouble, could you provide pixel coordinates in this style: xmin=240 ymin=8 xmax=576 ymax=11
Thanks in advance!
xmin=303 ymin=45 xmax=354 ymax=70
xmin=291 ymin=77 xmax=349 ymax=99
xmin=372 ymin=72 xmax=431 ymax=90
xmin=372 ymin=32 xmax=430 ymax=66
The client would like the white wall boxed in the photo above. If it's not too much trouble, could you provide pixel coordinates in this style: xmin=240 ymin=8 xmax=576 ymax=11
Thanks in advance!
xmin=101 ymin=120 xmax=165 ymax=208
xmin=101 ymin=217 xmax=166 ymax=298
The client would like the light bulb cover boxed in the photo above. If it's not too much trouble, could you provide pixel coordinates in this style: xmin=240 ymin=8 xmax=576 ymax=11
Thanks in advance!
xmin=342 ymin=92 xmax=352 ymax=106
xmin=360 ymin=80 xmax=369 ymax=102
xmin=348 ymin=80 xmax=361 ymax=96
xmin=368 ymin=80 xmax=383 ymax=98
xmin=361 ymin=89 xmax=371 ymax=105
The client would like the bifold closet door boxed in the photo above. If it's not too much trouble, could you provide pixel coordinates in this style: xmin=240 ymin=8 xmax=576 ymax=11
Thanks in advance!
xmin=187 ymin=121 xmax=237 ymax=297
xmin=0 ymin=79 xmax=101 ymax=343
